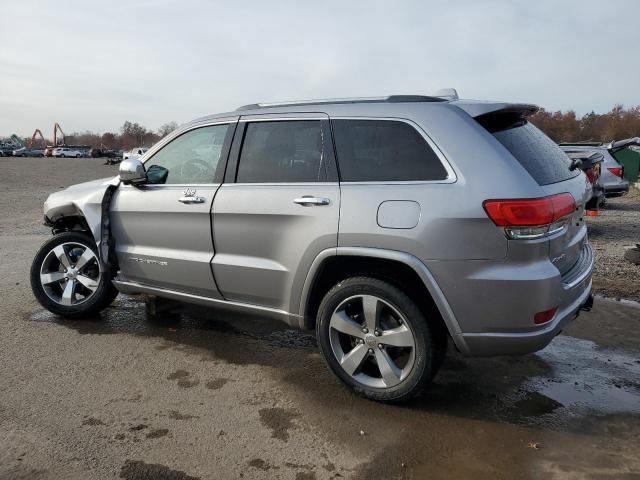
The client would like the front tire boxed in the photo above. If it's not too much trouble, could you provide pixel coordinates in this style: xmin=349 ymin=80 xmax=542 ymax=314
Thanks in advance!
xmin=30 ymin=232 xmax=118 ymax=317
xmin=316 ymin=277 xmax=442 ymax=402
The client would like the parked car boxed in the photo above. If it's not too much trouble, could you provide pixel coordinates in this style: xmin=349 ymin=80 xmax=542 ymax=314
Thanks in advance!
xmin=12 ymin=147 xmax=45 ymax=157
xmin=561 ymin=142 xmax=630 ymax=199
xmin=53 ymin=147 xmax=83 ymax=158
xmin=30 ymin=93 xmax=594 ymax=402
xmin=0 ymin=144 xmax=17 ymax=156
xmin=564 ymin=150 xmax=604 ymax=210
xmin=123 ymin=147 xmax=148 ymax=160
xmin=90 ymin=148 xmax=121 ymax=159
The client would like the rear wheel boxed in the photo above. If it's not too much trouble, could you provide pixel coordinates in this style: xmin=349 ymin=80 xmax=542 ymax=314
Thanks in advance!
xmin=76 ymin=154 xmax=80 ymax=158
xmin=30 ymin=232 xmax=118 ymax=317
xmin=316 ymin=277 xmax=443 ymax=402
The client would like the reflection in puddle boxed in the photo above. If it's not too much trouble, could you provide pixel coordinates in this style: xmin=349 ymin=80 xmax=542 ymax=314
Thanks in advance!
xmin=525 ymin=335 xmax=640 ymax=417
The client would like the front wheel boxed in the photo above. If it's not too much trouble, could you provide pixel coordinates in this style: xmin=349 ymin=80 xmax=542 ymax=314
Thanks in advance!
xmin=30 ymin=232 xmax=118 ymax=317
xmin=316 ymin=277 xmax=443 ymax=402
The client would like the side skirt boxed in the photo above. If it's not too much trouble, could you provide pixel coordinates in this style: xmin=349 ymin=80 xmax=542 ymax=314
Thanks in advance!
xmin=112 ymin=279 xmax=300 ymax=327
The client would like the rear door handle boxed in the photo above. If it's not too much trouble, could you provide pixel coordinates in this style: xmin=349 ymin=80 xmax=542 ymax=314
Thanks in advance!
xmin=178 ymin=196 xmax=206 ymax=204
xmin=293 ymin=196 xmax=330 ymax=206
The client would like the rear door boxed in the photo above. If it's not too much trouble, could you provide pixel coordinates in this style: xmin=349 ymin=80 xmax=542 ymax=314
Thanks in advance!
xmin=211 ymin=113 xmax=340 ymax=311
xmin=111 ymin=119 xmax=237 ymax=297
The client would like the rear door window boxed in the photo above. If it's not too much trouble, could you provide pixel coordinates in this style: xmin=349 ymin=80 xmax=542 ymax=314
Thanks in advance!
xmin=481 ymin=117 xmax=579 ymax=185
xmin=236 ymin=121 xmax=325 ymax=183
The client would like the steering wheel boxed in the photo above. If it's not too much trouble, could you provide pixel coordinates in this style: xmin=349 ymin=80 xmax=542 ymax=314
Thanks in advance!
xmin=180 ymin=158 xmax=211 ymax=180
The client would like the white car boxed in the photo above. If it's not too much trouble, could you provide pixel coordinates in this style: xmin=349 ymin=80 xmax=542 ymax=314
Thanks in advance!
xmin=53 ymin=147 xmax=83 ymax=158
xmin=123 ymin=147 xmax=148 ymax=160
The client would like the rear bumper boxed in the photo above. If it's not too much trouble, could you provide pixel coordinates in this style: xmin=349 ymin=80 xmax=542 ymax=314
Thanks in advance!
xmin=426 ymin=240 xmax=594 ymax=357
xmin=603 ymin=180 xmax=629 ymax=197
xmin=460 ymin=282 xmax=592 ymax=356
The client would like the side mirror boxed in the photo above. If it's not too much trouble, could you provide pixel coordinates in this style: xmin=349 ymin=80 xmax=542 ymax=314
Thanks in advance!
xmin=119 ymin=158 xmax=146 ymax=184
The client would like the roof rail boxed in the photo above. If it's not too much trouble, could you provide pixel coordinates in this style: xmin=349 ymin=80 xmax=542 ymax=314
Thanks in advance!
xmin=236 ymin=95 xmax=447 ymax=111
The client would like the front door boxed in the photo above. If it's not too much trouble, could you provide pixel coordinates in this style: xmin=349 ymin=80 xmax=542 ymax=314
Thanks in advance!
xmin=212 ymin=114 xmax=340 ymax=311
xmin=111 ymin=119 xmax=236 ymax=298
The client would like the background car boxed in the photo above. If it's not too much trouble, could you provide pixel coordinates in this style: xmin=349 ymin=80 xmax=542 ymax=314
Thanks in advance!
xmin=561 ymin=143 xmax=630 ymax=199
xmin=12 ymin=147 xmax=45 ymax=157
xmin=123 ymin=147 xmax=148 ymax=160
xmin=53 ymin=147 xmax=83 ymax=158
xmin=564 ymin=150 xmax=604 ymax=210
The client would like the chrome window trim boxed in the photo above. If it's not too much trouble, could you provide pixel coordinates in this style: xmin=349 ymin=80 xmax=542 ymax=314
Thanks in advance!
xmin=240 ymin=117 xmax=328 ymax=122
xmin=330 ymin=116 xmax=458 ymax=185
xmin=119 ymin=183 xmax=221 ymax=189
xmin=221 ymin=182 xmax=338 ymax=187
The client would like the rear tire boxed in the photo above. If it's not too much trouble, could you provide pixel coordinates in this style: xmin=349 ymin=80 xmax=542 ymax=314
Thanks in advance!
xmin=316 ymin=276 xmax=443 ymax=402
xmin=30 ymin=232 xmax=118 ymax=317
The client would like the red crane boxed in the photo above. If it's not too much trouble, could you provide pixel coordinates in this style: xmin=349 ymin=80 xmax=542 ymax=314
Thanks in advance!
xmin=29 ymin=129 xmax=47 ymax=148
xmin=44 ymin=123 xmax=67 ymax=156
xmin=54 ymin=123 xmax=65 ymax=146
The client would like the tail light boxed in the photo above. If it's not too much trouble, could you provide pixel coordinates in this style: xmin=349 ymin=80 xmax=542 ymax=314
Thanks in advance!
xmin=607 ymin=166 xmax=623 ymax=177
xmin=483 ymin=193 xmax=576 ymax=240
xmin=584 ymin=168 xmax=595 ymax=184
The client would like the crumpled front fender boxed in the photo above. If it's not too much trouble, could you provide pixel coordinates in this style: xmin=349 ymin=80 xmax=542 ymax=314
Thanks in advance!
xmin=43 ymin=176 xmax=120 ymax=245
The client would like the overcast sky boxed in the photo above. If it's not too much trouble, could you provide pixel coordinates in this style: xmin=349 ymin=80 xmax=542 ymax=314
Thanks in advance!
xmin=1 ymin=0 xmax=639 ymax=137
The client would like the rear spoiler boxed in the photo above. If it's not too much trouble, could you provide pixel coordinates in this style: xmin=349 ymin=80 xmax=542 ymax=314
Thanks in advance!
xmin=452 ymin=101 xmax=539 ymax=118
xmin=564 ymin=151 xmax=604 ymax=170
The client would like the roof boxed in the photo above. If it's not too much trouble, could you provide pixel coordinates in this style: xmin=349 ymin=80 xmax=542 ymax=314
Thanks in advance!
xmin=181 ymin=89 xmax=540 ymax=128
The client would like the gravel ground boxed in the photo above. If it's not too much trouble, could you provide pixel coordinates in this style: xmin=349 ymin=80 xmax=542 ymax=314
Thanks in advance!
xmin=588 ymin=187 xmax=640 ymax=302
xmin=0 ymin=157 xmax=639 ymax=480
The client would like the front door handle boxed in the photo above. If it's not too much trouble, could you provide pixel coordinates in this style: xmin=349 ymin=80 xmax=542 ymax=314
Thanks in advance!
xmin=293 ymin=196 xmax=330 ymax=206
xmin=178 ymin=196 xmax=206 ymax=204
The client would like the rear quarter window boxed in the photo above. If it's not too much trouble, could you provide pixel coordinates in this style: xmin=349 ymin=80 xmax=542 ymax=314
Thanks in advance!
xmin=481 ymin=116 xmax=579 ymax=185
xmin=331 ymin=119 xmax=448 ymax=182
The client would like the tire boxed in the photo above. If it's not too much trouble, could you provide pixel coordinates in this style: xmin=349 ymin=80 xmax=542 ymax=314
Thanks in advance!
xmin=316 ymin=276 xmax=443 ymax=402
xmin=76 ymin=154 xmax=80 ymax=158
xmin=30 ymin=232 xmax=118 ymax=317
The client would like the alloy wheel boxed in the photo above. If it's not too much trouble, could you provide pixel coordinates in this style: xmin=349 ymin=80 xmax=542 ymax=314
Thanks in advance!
xmin=39 ymin=242 xmax=101 ymax=306
xmin=329 ymin=294 xmax=416 ymax=388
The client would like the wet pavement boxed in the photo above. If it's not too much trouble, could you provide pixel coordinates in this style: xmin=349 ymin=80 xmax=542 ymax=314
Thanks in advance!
xmin=1 ymin=157 xmax=639 ymax=479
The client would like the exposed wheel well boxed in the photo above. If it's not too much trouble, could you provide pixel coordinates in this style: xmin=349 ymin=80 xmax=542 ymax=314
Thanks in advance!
xmin=48 ymin=215 xmax=92 ymax=236
xmin=304 ymin=255 xmax=448 ymax=341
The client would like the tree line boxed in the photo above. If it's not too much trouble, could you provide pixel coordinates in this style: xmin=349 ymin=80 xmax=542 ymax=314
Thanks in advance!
xmin=23 ymin=121 xmax=179 ymax=150
xmin=529 ymin=104 xmax=640 ymax=143
xmin=18 ymin=104 xmax=640 ymax=150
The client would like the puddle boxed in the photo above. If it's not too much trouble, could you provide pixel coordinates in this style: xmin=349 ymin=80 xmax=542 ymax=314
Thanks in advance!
xmin=523 ymin=335 xmax=640 ymax=418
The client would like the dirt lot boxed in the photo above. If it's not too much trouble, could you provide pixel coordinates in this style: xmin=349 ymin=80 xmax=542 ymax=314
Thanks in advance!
xmin=0 ymin=157 xmax=639 ymax=480
xmin=588 ymin=187 xmax=640 ymax=302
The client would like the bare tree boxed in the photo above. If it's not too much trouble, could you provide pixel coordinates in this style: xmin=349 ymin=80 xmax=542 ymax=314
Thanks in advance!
xmin=157 ymin=121 xmax=178 ymax=138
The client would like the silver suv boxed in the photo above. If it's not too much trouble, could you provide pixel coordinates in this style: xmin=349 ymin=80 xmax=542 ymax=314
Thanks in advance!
xmin=31 ymin=93 xmax=594 ymax=402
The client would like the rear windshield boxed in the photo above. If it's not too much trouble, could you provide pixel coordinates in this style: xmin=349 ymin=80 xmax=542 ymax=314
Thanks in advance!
xmin=478 ymin=114 xmax=579 ymax=185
